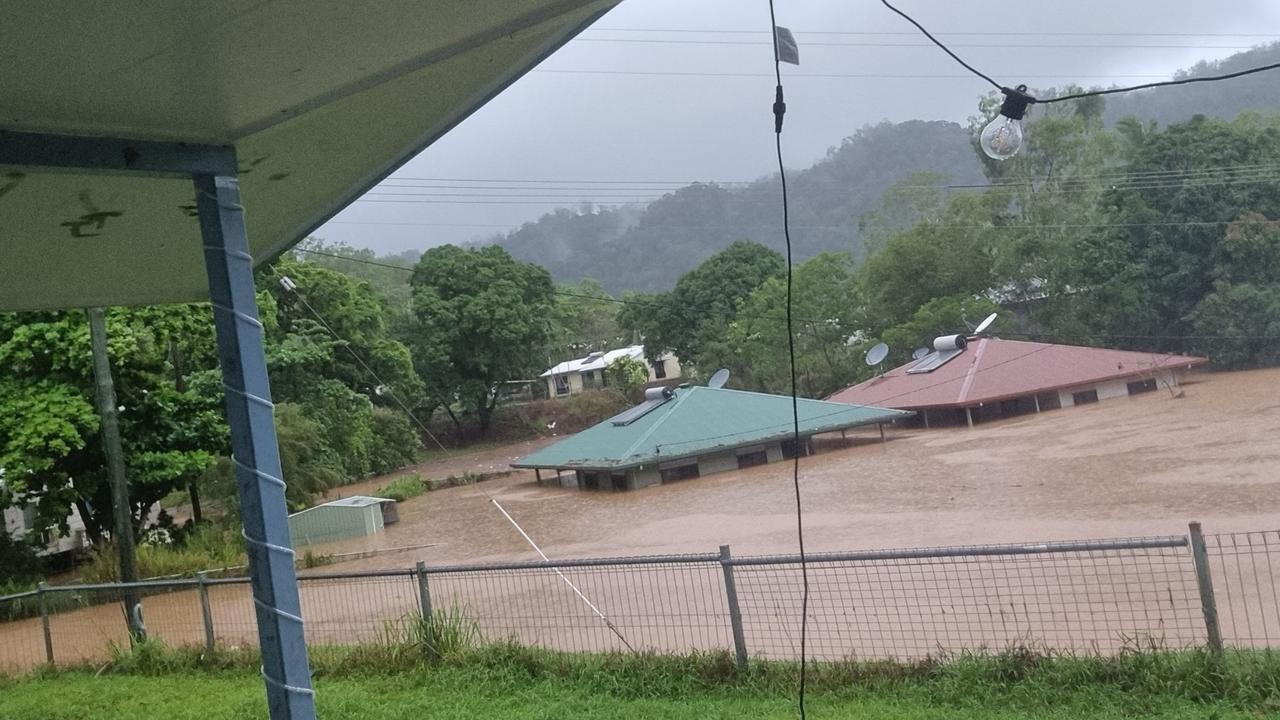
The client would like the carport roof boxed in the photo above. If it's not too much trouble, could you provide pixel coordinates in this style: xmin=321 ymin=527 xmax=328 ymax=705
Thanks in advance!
xmin=512 ymin=386 xmax=913 ymax=471
xmin=0 ymin=0 xmax=618 ymax=312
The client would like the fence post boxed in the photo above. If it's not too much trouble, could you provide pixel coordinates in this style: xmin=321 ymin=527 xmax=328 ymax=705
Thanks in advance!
xmin=37 ymin=582 xmax=54 ymax=665
xmin=415 ymin=561 xmax=433 ymax=620
xmin=719 ymin=545 xmax=748 ymax=670
xmin=197 ymin=572 xmax=216 ymax=653
xmin=1188 ymin=521 xmax=1223 ymax=656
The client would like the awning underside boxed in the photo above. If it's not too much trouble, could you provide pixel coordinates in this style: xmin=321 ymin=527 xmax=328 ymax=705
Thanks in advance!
xmin=0 ymin=0 xmax=617 ymax=311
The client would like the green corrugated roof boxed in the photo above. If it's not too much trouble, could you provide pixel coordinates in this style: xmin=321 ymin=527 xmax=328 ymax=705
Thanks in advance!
xmin=512 ymin=386 xmax=913 ymax=470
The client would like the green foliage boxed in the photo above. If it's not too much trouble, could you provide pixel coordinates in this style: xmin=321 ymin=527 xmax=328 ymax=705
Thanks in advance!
xmin=0 ymin=533 xmax=42 ymax=585
xmin=8 ymin=644 xmax=1280 ymax=720
xmin=80 ymin=524 xmax=245 ymax=583
xmin=494 ymin=121 xmax=987 ymax=294
xmin=558 ymin=389 xmax=631 ymax=431
xmin=407 ymin=245 xmax=557 ymax=437
xmin=550 ymin=279 xmax=625 ymax=358
xmin=1060 ymin=114 xmax=1280 ymax=363
xmin=724 ymin=252 xmax=864 ymax=397
xmin=369 ymin=407 xmax=422 ymax=475
xmin=376 ymin=474 xmax=427 ymax=503
xmin=607 ymin=355 xmax=650 ymax=402
xmin=0 ymin=306 xmax=223 ymax=544
xmin=619 ymin=240 xmax=784 ymax=372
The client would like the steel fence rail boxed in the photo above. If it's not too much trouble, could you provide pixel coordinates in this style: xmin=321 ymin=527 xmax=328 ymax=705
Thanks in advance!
xmin=2 ymin=523 xmax=1277 ymax=674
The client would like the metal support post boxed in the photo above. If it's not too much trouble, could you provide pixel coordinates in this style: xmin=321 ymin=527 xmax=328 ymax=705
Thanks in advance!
xmin=196 ymin=172 xmax=316 ymax=719
xmin=87 ymin=307 xmax=144 ymax=641
xmin=1188 ymin=521 xmax=1223 ymax=656
xmin=197 ymin=572 xmax=216 ymax=653
xmin=718 ymin=545 xmax=748 ymax=669
xmin=965 ymin=407 xmax=974 ymax=428
xmin=878 ymin=423 xmax=886 ymax=443
xmin=415 ymin=561 xmax=433 ymax=620
xmin=37 ymin=582 xmax=53 ymax=665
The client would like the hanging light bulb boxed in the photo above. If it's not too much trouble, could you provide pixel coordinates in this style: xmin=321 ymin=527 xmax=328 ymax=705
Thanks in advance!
xmin=980 ymin=84 xmax=1034 ymax=160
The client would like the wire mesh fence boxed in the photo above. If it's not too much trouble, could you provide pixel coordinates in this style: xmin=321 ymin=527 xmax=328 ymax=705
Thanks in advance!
xmin=1 ymin=523 xmax=1277 ymax=674
xmin=1203 ymin=529 xmax=1280 ymax=648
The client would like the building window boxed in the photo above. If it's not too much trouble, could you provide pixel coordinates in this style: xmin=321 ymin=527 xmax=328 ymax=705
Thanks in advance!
xmin=737 ymin=449 xmax=768 ymax=469
xmin=579 ymin=471 xmax=600 ymax=490
xmin=659 ymin=462 xmax=700 ymax=483
xmin=653 ymin=359 xmax=667 ymax=379
xmin=781 ymin=438 xmax=807 ymax=459
xmin=1127 ymin=378 xmax=1157 ymax=395
xmin=554 ymin=375 xmax=569 ymax=395
xmin=1072 ymin=389 xmax=1099 ymax=405
xmin=610 ymin=472 xmax=629 ymax=491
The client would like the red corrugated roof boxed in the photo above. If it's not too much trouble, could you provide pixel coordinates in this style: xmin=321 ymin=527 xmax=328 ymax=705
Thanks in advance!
xmin=827 ymin=339 xmax=1208 ymax=410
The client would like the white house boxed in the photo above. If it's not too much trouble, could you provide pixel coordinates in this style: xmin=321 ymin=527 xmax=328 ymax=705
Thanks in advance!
xmin=540 ymin=345 xmax=681 ymax=398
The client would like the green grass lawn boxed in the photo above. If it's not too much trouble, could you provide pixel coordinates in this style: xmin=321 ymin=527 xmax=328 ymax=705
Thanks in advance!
xmin=2 ymin=645 xmax=1277 ymax=720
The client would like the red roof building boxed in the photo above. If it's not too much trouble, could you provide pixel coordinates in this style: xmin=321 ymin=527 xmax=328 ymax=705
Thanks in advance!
xmin=828 ymin=338 xmax=1208 ymax=428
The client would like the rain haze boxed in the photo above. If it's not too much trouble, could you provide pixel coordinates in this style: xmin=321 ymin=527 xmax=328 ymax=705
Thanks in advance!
xmin=317 ymin=0 xmax=1280 ymax=255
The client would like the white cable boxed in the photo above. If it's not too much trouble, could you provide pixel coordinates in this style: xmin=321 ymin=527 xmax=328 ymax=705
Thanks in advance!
xmin=488 ymin=498 xmax=635 ymax=651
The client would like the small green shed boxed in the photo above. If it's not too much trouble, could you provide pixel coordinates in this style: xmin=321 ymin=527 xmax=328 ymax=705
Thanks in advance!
xmin=287 ymin=496 xmax=396 ymax=547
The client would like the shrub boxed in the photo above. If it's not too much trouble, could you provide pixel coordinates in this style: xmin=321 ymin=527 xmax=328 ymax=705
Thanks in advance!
xmin=80 ymin=524 xmax=245 ymax=583
xmin=376 ymin=474 xmax=427 ymax=502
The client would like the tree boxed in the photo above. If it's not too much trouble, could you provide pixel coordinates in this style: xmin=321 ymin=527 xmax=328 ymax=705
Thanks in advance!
xmin=1067 ymin=114 xmax=1280 ymax=353
xmin=549 ymin=278 xmax=624 ymax=361
xmin=407 ymin=245 xmax=556 ymax=437
xmin=607 ymin=355 xmax=650 ymax=402
xmin=0 ymin=306 xmax=225 ymax=544
xmin=619 ymin=240 xmax=784 ymax=373
xmin=1186 ymin=215 xmax=1280 ymax=367
xmin=723 ymin=252 xmax=864 ymax=397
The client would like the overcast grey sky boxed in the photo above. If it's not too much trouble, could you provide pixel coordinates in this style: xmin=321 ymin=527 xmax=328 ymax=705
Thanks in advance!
xmin=317 ymin=0 xmax=1280 ymax=255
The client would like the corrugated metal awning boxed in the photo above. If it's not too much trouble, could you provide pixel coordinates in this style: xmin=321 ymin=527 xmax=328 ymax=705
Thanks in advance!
xmin=0 ymin=0 xmax=618 ymax=311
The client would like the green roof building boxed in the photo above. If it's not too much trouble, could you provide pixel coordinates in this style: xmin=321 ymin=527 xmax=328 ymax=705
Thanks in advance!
xmin=513 ymin=386 xmax=912 ymax=490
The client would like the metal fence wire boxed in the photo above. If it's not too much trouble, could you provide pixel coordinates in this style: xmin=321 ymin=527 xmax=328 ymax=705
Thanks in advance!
xmin=1 ymin=523 xmax=1277 ymax=673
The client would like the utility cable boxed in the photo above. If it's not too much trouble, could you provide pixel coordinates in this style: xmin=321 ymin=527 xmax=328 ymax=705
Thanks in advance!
xmin=273 ymin=270 xmax=453 ymax=458
xmin=879 ymin=0 xmax=1280 ymax=104
xmin=766 ymin=2 xmax=808 ymax=717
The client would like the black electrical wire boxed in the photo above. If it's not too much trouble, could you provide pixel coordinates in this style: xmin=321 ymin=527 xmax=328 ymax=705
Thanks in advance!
xmin=879 ymin=0 xmax=1280 ymax=104
xmin=766 ymin=2 xmax=809 ymax=718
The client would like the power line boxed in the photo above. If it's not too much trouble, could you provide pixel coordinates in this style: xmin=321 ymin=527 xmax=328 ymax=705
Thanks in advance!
xmin=363 ymin=162 xmax=1280 ymax=190
xmin=290 ymin=246 xmax=1280 ymax=344
xmin=575 ymin=37 xmax=1267 ymax=50
xmin=878 ymin=0 xmax=1280 ymax=102
xmin=537 ymin=68 xmax=1175 ymax=81
xmin=274 ymin=272 xmax=453 ymax=457
xmin=589 ymin=28 xmax=1280 ymax=39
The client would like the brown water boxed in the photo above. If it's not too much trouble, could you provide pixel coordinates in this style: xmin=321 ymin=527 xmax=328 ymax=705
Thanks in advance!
xmin=335 ymin=368 xmax=1280 ymax=567
xmin=5 ymin=368 xmax=1279 ymax=669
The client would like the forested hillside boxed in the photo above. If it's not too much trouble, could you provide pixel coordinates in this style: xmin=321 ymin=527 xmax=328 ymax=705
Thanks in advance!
xmin=488 ymin=43 xmax=1280 ymax=293
xmin=492 ymin=120 xmax=985 ymax=293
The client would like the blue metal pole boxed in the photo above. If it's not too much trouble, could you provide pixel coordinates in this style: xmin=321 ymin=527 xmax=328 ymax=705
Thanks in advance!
xmin=195 ymin=173 xmax=316 ymax=720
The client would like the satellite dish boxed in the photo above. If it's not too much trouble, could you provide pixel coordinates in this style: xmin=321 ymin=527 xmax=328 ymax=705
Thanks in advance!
xmin=865 ymin=342 xmax=889 ymax=367
xmin=708 ymin=368 xmax=731 ymax=389
xmin=912 ymin=346 xmax=930 ymax=361
xmin=974 ymin=312 xmax=998 ymax=335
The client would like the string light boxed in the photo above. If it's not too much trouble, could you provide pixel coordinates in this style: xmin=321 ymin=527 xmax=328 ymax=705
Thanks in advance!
xmin=880 ymin=0 xmax=1280 ymax=159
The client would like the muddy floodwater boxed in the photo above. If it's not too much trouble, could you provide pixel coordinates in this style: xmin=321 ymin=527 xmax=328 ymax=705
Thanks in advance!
xmin=332 ymin=368 xmax=1280 ymax=569
xmin=4 ymin=368 xmax=1279 ymax=670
